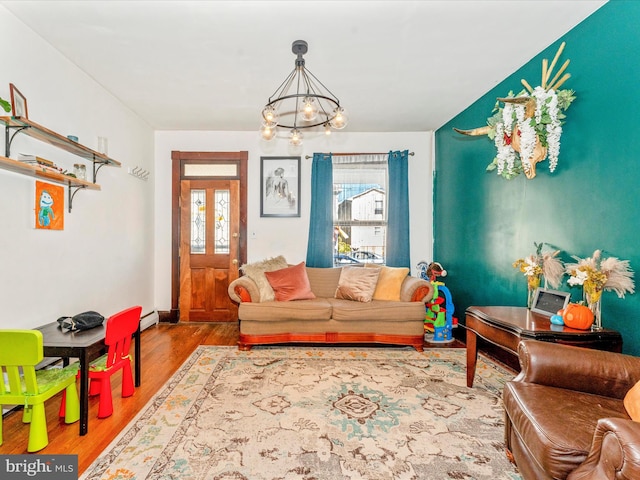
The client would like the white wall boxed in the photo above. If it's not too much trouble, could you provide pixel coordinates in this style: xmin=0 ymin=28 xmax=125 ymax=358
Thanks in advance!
xmin=0 ymin=7 xmax=155 ymax=328
xmin=154 ymin=131 xmax=434 ymax=311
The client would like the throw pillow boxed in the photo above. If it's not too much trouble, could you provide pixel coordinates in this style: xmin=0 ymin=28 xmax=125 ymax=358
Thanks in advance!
xmin=234 ymin=285 xmax=252 ymax=303
xmin=335 ymin=266 xmax=380 ymax=302
xmin=372 ymin=266 xmax=410 ymax=301
xmin=264 ymin=262 xmax=316 ymax=301
xmin=624 ymin=379 xmax=640 ymax=421
xmin=239 ymin=255 xmax=288 ymax=302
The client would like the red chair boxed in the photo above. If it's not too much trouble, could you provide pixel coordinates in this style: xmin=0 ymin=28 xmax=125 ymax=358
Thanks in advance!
xmin=88 ymin=306 xmax=142 ymax=418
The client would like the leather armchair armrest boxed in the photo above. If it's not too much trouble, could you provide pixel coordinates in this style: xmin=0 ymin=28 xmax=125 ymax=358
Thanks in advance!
xmin=567 ymin=417 xmax=640 ymax=480
xmin=227 ymin=276 xmax=261 ymax=304
xmin=515 ymin=340 xmax=640 ymax=399
xmin=400 ymin=276 xmax=434 ymax=302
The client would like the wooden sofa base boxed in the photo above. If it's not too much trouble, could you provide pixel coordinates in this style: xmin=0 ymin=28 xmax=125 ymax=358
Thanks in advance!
xmin=238 ymin=332 xmax=424 ymax=352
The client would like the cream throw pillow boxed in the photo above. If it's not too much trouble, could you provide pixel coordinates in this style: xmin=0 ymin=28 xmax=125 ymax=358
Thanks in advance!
xmin=240 ymin=255 xmax=288 ymax=302
xmin=624 ymin=379 xmax=640 ymax=421
xmin=370 ymin=266 xmax=410 ymax=301
xmin=335 ymin=266 xmax=380 ymax=302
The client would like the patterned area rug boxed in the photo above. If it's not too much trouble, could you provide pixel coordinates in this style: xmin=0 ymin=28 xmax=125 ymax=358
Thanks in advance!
xmin=81 ymin=346 xmax=522 ymax=480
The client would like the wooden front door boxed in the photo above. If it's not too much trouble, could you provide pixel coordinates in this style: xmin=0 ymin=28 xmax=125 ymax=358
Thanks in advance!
xmin=179 ymin=179 xmax=239 ymax=321
xmin=171 ymin=151 xmax=247 ymax=323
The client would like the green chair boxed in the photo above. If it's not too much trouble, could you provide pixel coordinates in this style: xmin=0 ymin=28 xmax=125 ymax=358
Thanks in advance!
xmin=0 ymin=329 xmax=80 ymax=452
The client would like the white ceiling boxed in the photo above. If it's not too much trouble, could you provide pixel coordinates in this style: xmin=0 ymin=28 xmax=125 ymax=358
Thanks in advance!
xmin=2 ymin=0 xmax=606 ymax=132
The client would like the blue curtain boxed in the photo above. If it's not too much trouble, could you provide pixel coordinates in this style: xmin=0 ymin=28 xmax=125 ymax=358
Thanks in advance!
xmin=386 ymin=150 xmax=410 ymax=268
xmin=306 ymin=153 xmax=334 ymax=267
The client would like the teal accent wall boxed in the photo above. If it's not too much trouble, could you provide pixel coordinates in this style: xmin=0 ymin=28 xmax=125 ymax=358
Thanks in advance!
xmin=434 ymin=1 xmax=640 ymax=355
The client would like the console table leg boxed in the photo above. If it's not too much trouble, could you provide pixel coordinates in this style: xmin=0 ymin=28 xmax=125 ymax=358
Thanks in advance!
xmin=466 ymin=330 xmax=478 ymax=388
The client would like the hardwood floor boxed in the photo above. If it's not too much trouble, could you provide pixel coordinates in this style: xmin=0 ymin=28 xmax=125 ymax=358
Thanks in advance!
xmin=0 ymin=322 xmax=478 ymax=475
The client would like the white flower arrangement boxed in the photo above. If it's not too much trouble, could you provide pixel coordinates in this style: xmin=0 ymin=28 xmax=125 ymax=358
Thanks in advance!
xmin=486 ymin=86 xmax=574 ymax=179
xmin=455 ymin=42 xmax=576 ymax=180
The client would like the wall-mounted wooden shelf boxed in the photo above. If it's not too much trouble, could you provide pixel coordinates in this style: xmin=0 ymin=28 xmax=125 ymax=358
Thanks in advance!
xmin=0 ymin=116 xmax=119 ymax=212
xmin=0 ymin=155 xmax=100 ymax=212
xmin=0 ymin=155 xmax=100 ymax=190
xmin=0 ymin=116 xmax=120 ymax=167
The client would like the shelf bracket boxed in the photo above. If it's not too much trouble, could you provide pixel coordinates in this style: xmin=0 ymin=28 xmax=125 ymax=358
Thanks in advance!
xmin=68 ymin=184 xmax=87 ymax=213
xmin=5 ymin=124 xmax=29 ymax=157
xmin=92 ymin=154 xmax=108 ymax=183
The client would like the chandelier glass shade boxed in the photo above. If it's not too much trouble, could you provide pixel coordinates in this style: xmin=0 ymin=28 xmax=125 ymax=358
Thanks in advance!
xmin=260 ymin=40 xmax=347 ymax=145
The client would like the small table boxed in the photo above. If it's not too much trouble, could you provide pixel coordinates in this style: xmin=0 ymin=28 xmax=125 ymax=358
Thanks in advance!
xmin=462 ymin=306 xmax=622 ymax=387
xmin=37 ymin=321 xmax=141 ymax=436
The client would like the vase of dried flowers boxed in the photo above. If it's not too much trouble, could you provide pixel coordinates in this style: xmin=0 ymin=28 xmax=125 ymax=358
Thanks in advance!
xmin=566 ymin=250 xmax=635 ymax=331
xmin=514 ymin=242 xmax=565 ymax=309
xmin=583 ymin=285 xmax=603 ymax=330
xmin=527 ymin=274 xmax=542 ymax=308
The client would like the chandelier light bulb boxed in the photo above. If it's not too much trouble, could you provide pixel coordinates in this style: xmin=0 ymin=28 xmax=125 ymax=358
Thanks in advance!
xmin=324 ymin=123 xmax=332 ymax=136
xmin=260 ymin=124 xmax=277 ymax=141
xmin=299 ymin=97 xmax=318 ymax=122
xmin=289 ymin=128 xmax=303 ymax=146
xmin=331 ymin=107 xmax=348 ymax=130
xmin=262 ymin=105 xmax=279 ymax=125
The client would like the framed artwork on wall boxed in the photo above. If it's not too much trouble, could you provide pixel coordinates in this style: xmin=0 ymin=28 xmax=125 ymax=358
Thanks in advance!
xmin=9 ymin=83 xmax=28 ymax=118
xmin=260 ymin=156 xmax=300 ymax=217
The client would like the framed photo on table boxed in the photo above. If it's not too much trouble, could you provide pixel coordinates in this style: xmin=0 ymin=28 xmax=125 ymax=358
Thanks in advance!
xmin=530 ymin=288 xmax=571 ymax=317
xmin=260 ymin=156 xmax=300 ymax=217
xmin=9 ymin=83 xmax=28 ymax=118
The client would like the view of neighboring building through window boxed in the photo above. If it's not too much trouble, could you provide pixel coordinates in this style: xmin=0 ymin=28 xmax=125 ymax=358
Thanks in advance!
xmin=333 ymin=158 xmax=387 ymax=265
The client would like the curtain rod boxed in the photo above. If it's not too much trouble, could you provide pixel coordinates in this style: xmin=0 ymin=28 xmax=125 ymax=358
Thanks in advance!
xmin=304 ymin=151 xmax=415 ymax=159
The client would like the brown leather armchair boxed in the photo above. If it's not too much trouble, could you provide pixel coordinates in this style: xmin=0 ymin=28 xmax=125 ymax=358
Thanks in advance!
xmin=503 ymin=340 xmax=640 ymax=480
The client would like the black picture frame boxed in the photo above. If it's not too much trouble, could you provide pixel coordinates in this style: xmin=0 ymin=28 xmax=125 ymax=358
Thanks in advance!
xmin=260 ymin=156 xmax=300 ymax=217
xmin=530 ymin=288 xmax=571 ymax=317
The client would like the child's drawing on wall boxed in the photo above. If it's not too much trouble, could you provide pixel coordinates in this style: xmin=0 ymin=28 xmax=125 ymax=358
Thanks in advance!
xmin=35 ymin=181 xmax=64 ymax=230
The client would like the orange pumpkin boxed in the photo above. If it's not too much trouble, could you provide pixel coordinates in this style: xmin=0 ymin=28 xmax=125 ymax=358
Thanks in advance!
xmin=559 ymin=303 xmax=594 ymax=330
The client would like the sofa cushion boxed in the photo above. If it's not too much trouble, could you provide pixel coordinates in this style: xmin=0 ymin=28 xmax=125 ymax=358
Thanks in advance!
xmin=305 ymin=267 xmax=343 ymax=298
xmin=369 ymin=266 xmax=410 ymax=301
xmin=504 ymin=381 xmax=630 ymax=479
xmin=239 ymin=298 xmax=332 ymax=322
xmin=330 ymin=298 xmax=426 ymax=322
xmin=624 ymin=379 xmax=640 ymax=421
xmin=334 ymin=267 xmax=380 ymax=302
xmin=240 ymin=255 xmax=288 ymax=302
xmin=264 ymin=262 xmax=316 ymax=301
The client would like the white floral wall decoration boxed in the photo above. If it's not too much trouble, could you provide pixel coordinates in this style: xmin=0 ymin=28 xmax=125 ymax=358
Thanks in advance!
xmin=455 ymin=42 xmax=576 ymax=180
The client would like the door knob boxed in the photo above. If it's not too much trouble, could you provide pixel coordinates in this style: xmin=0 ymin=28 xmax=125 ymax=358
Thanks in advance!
xmin=232 ymin=232 xmax=239 ymax=238
xmin=232 ymin=259 xmax=238 ymax=265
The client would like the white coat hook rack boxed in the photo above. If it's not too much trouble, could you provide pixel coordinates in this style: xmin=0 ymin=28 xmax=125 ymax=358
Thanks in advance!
xmin=128 ymin=166 xmax=150 ymax=181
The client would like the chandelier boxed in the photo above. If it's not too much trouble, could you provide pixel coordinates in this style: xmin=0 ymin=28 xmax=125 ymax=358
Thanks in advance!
xmin=260 ymin=40 xmax=348 ymax=146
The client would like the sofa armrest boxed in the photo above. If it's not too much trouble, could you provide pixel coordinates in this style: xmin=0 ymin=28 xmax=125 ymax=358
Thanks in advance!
xmin=515 ymin=340 xmax=640 ymax=399
xmin=227 ymin=276 xmax=261 ymax=304
xmin=567 ymin=417 xmax=640 ymax=480
xmin=399 ymin=276 xmax=433 ymax=303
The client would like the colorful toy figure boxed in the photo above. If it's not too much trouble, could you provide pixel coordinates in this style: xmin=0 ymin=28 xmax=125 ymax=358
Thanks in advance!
xmin=38 ymin=190 xmax=55 ymax=227
xmin=417 ymin=261 xmax=458 ymax=343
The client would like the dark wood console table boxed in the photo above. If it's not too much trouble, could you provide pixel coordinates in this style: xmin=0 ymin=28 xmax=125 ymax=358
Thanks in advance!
xmin=463 ymin=306 xmax=623 ymax=387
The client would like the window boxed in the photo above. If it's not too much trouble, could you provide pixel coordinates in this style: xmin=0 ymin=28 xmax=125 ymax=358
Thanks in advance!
xmin=332 ymin=155 xmax=387 ymax=266
xmin=375 ymin=199 xmax=383 ymax=215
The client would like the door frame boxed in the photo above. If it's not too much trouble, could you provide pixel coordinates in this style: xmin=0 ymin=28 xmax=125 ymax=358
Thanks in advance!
xmin=170 ymin=151 xmax=248 ymax=323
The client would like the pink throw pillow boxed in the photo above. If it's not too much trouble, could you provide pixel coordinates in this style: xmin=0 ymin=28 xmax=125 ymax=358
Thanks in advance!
xmin=264 ymin=262 xmax=316 ymax=301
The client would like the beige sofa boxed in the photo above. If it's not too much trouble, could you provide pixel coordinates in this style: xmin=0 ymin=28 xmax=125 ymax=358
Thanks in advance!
xmin=228 ymin=265 xmax=433 ymax=351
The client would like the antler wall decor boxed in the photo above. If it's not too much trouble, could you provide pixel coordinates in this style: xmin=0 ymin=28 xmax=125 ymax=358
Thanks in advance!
xmin=455 ymin=42 xmax=576 ymax=180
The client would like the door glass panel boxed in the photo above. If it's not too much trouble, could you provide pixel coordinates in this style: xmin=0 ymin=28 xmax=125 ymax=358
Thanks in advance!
xmin=184 ymin=164 xmax=238 ymax=177
xmin=214 ymin=189 xmax=230 ymax=254
xmin=190 ymin=189 xmax=206 ymax=254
